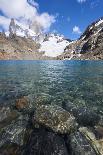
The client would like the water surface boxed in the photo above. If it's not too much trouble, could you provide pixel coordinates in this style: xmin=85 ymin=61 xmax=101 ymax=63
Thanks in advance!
xmin=0 ymin=60 xmax=103 ymax=112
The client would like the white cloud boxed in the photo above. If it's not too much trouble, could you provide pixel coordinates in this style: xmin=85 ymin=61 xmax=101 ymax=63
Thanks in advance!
xmin=0 ymin=0 xmax=56 ymax=33
xmin=73 ymin=26 xmax=82 ymax=34
xmin=77 ymin=0 xmax=86 ymax=3
xmin=0 ymin=15 xmax=10 ymax=30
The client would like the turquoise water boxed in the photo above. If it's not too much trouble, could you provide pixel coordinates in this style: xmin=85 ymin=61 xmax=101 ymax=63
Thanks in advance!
xmin=0 ymin=60 xmax=103 ymax=112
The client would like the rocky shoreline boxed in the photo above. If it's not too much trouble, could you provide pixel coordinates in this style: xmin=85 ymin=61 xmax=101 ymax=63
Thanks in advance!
xmin=0 ymin=95 xmax=103 ymax=155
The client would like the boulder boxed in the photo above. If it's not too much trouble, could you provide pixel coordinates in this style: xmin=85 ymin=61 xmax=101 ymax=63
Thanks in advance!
xmin=32 ymin=104 xmax=77 ymax=134
xmin=0 ymin=114 xmax=29 ymax=147
xmin=24 ymin=128 xmax=69 ymax=155
xmin=62 ymin=101 xmax=100 ymax=126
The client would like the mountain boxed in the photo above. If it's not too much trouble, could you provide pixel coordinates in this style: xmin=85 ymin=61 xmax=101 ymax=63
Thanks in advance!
xmin=58 ymin=17 xmax=103 ymax=60
xmin=0 ymin=17 xmax=103 ymax=60
xmin=0 ymin=19 xmax=71 ymax=59
xmin=0 ymin=19 xmax=51 ymax=60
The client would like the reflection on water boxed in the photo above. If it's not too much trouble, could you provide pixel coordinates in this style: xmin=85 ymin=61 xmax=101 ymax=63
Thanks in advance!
xmin=0 ymin=60 xmax=103 ymax=111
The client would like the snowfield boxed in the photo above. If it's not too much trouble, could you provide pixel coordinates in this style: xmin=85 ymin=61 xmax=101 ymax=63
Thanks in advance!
xmin=39 ymin=34 xmax=70 ymax=57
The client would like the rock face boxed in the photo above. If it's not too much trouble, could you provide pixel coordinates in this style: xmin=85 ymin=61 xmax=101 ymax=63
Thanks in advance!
xmin=58 ymin=17 xmax=103 ymax=60
xmin=9 ymin=18 xmax=16 ymax=38
xmin=33 ymin=104 xmax=77 ymax=134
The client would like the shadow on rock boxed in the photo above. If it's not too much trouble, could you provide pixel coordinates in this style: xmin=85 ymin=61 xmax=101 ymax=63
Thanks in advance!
xmin=24 ymin=127 xmax=69 ymax=155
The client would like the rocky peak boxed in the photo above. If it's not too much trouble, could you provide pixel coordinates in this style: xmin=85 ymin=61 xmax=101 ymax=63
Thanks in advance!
xmin=80 ymin=17 xmax=103 ymax=41
xmin=58 ymin=17 xmax=103 ymax=60
xmin=9 ymin=18 xmax=16 ymax=38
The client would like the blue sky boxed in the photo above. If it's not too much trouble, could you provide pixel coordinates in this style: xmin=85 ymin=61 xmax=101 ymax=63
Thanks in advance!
xmin=36 ymin=0 xmax=103 ymax=39
xmin=0 ymin=0 xmax=103 ymax=40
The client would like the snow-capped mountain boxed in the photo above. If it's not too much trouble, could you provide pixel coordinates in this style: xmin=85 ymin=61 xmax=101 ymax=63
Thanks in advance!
xmin=6 ymin=19 xmax=45 ymax=43
xmin=1 ymin=17 xmax=103 ymax=60
xmin=58 ymin=17 xmax=103 ymax=60
xmin=39 ymin=33 xmax=71 ymax=57
xmin=5 ymin=19 xmax=71 ymax=57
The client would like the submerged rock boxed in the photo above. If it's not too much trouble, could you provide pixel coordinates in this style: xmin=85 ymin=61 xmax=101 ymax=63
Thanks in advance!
xmin=0 ymin=142 xmax=22 ymax=155
xmin=0 ymin=114 xmax=29 ymax=147
xmin=62 ymin=101 xmax=100 ymax=127
xmin=24 ymin=128 xmax=69 ymax=155
xmin=0 ymin=107 xmax=19 ymax=129
xmin=33 ymin=104 xmax=77 ymax=134
xmin=69 ymin=131 xmax=96 ymax=155
xmin=79 ymin=127 xmax=103 ymax=155
xmin=95 ymin=126 xmax=103 ymax=139
xmin=15 ymin=96 xmax=29 ymax=110
xmin=0 ymin=106 xmax=11 ymax=122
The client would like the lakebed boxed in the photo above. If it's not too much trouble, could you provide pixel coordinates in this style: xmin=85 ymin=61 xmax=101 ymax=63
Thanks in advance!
xmin=0 ymin=60 xmax=103 ymax=155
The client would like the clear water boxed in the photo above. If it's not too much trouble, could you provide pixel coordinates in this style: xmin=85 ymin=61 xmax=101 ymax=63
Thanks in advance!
xmin=0 ymin=60 xmax=103 ymax=112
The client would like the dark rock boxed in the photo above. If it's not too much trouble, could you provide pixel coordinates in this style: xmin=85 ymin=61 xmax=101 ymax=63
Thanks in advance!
xmin=62 ymin=101 xmax=100 ymax=127
xmin=0 ymin=142 xmax=22 ymax=155
xmin=0 ymin=106 xmax=11 ymax=122
xmin=0 ymin=114 xmax=29 ymax=147
xmin=69 ymin=131 xmax=96 ymax=155
xmin=79 ymin=127 xmax=103 ymax=155
xmin=24 ymin=128 xmax=69 ymax=155
xmin=0 ymin=107 xmax=19 ymax=129
xmin=94 ymin=126 xmax=103 ymax=139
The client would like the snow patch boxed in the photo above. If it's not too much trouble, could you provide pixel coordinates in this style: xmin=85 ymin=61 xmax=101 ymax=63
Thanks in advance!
xmin=39 ymin=34 xmax=70 ymax=57
xmin=95 ymin=19 xmax=103 ymax=27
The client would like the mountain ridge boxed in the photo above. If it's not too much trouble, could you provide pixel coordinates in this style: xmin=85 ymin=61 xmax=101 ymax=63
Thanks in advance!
xmin=58 ymin=17 xmax=103 ymax=60
xmin=0 ymin=17 xmax=103 ymax=60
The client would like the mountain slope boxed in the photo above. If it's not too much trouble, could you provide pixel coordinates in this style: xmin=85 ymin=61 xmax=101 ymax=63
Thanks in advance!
xmin=58 ymin=17 xmax=103 ymax=60
xmin=0 ymin=32 xmax=51 ymax=60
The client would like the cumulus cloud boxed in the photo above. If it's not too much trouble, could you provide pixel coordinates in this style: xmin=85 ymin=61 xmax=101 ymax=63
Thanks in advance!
xmin=0 ymin=16 xmax=10 ymax=30
xmin=0 ymin=0 xmax=56 ymax=33
xmin=73 ymin=26 xmax=82 ymax=34
xmin=77 ymin=0 xmax=86 ymax=3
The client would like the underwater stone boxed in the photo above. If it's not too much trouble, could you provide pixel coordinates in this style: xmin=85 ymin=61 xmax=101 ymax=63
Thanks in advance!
xmin=32 ymin=104 xmax=78 ymax=134
xmin=62 ymin=101 xmax=100 ymax=127
xmin=15 ymin=96 xmax=29 ymax=110
xmin=0 ymin=114 xmax=29 ymax=147
xmin=79 ymin=127 xmax=103 ymax=155
xmin=24 ymin=128 xmax=69 ymax=155
xmin=0 ymin=106 xmax=11 ymax=122
xmin=69 ymin=131 xmax=96 ymax=155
